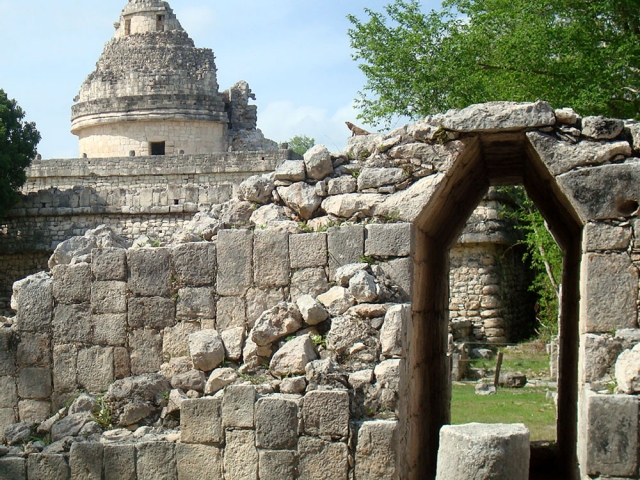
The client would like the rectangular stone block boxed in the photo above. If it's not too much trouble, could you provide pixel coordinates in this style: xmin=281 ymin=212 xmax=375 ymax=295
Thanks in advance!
xmin=224 ymin=430 xmax=258 ymax=480
xmin=162 ymin=321 xmax=200 ymax=358
xmin=254 ymin=229 xmax=290 ymax=287
xmin=290 ymin=232 xmax=327 ymax=269
xmin=114 ymin=347 xmax=131 ymax=379
xmin=303 ymin=390 xmax=350 ymax=438
xmin=259 ymin=450 xmax=297 ymax=480
xmin=0 ymin=457 xmax=26 ymax=480
xmin=0 ymin=376 xmax=17 ymax=408
xmin=53 ymin=304 xmax=92 ymax=344
xmin=583 ymin=222 xmax=632 ymax=252
xmin=53 ymin=344 xmax=77 ymax=394
xmin=217 ymin=229 xmax=253 ymax=296
xmin=365 ymin=223 xmax=413 ymax=257
xmin=18 ymin=399 xmax=50 ymax=422
xmin=52 ymin=263 xmax=92 ymax=305
xmin=245 ymin=287 xmax=285 ymax=328
xmin=378 ymin=257 xmax=413 ymax=301
xmin=355 ymin=420 xmax=398 ymax=479
xmin=103 ymin=444 xmax=136 ymax=480
xmin=70 ymin=441 xmax=103 ymax=480
xmin=92 ymin=247 xmax=127 ymax=281
xmin=136 ymin=442 xmax=177 ymax=480
xmin=15 ymin=274 xmax=53 ymax=333
xmin=176 ymin=287 xmax=216 ymax=319
xmin=171 ymin=242 xmax=216 ymax=287
xmin=0 ymin=329 xmax=16 ymax=376
xmin=222 ymin=385 xmax=255 ymax=428
xmin=216 ymin=296 xmax=246 ymax=331
xmin=16 ymin=332 xmax=50 ymax=367
xmin=129 ymin=329 xmax=162 ymax=375
xmin=327 ymin=225 xmax=364 ymax=280
xmin=583 ymin=392 xmax=639 ymax=477
xmin=91 ymin=281 xmax=127 ymax=314
xmin=18 ymin=367 xmax=52 ymax=399
xmin=0 ymin=407 xmax=16 ymax=443
xmin=127 ymin=247 xmax=172 ymax=297
xmin=581 ymin=253 xmax=638 ymax=333
xmin=255 ymin=396 xmax=299 ymax=449
xmin=27 ymin=454 xmax=70 ymax=480
xmin=298 ymin=437 xmax=348 ymax=480
xmin=175 ymin=444 xmax=223 ymax=480
xmin=128 ymin=296 xmax=176 ymax=330
xmin=77 ymin=346 xmax=114 ymax=393
xmin=93 ymin=314 xmax=127 ymax=346
xmin=181 ymin=397 xmax=224 ymax=445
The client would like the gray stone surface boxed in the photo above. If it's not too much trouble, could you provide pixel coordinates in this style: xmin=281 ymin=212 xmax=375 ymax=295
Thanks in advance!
xmin=358 ymin=167 xmax=405 ymax=190
xmin=129 ymin=329 xmax=163 ymax=375
xmin=238 ymin=175 xmax=275 ymax=205
xmin=349 ymin=270 xmax=378 ymax=303
xmin=270 ymin=335 xmax=318 ymax=377
xmin=582 ymin=116 xmax=624 ymax=140
xmin=0 ymin=329 xmax=16 ymax=376
xmin=91 ymin=281 xmax=127 ymax=314
xmin=303 ymin=390 xmax=350 ymax=437
xmin=180 ymin=397 xmax=224 ymax=445
xmin=224 ymin=430 xmax=258 ymax=480
xmin=259 ymin=450 xmax=297 ymax=480
xmin=92 ymin=247 xmax=127 ymax=281
xmin=280 ymin=376 xmax=307 ymax=394
xmin=327 ymin=225 xmax=364 ymax=280
xmin=365 ymin=223 xmax=413 ymax=257
xmin=215 ymin=296 xmax=246 ymax=331
xmin=204 ymin=367 xmax=237 ymax=395
xmin=5 ymin=421 xmax=32 ymax=445
xmin=442 ymin=101 xmax=555 ymax=132
xmin=580 ymin=334 xmax=621 ymax=383
xmin=381 ymin=304 xmax=408 ymax=357
xmin=583 ymin=222 xmax=632 ymax=251
xmin=277 ymin=183 xmax=322 ymax=220
xmin=327 ymin=176 xmax=357 ymax=195
xmin=0 ymin=457 xmax=26 ymax=480
xmin=69 ymin=441 xmax=103 ymax=480
xmin=615 ymin=344 xmax=640 ymax=394
xmin=251 ymin=302 xmax=303 ymax=346
xmin=253 ymin=229 xmax=290 ymax=287
xmin=53 ymin=304 xmax=92 ymax=344
xmin=162 ymin=324 xmax=200 ymax=361
xmin=217 ymin=229 xmax=253 ymax=296
xmin=171 ymin=369 xmax=206 ymax=392
xmin=289 ymin=232 xmax=327 ymax=268
xmin=189 ymin=330 xmax=224 ymax=371
xmin=327 ymin=314 xmax=380 ymax=361
xmin=373 ymin=173 xmax=445 ymax=223
xmin=436 ymin=423 xmax=530 ymax=480
xmin=355 ymin=420 xmax=398 ymax=479
xmin=581 ymin=253 xmax=638 ymax=333
xmin=583 ymin=392 xmax=639 ymax=477
xmin=175 ymin=443 xmax=223 ymax=480
xmin=296 ymin=295 xmax=329 ymax=326
xmin=304 ymin=144 xmax=333 ymax=180
xmin=275 ymin=160 xmax=306 ymax=182
xmin=77 ymin=346 xmax=114 ymax=393
xmin=378 ymin=257 xmax=413 ymax=300
xmin=128 ymin=296 xmax=176 ymax=330
xmin=176 ymin=287 xmax=215 ymax=319
xmin=93 ymin=313 xmax=127 ymax=346
xmin=321 ymin=193 xmax=385 ymax=218
xmin=27 ymin=454 xmax=70 ymax=480
xmin=222 ymin=385 xmax=255 ymax=428
xmin=220 ymin=326 xmax=245 ymax=361
xmin=13 ymin=273 xmax=53 ymax=333
xmin=52 ymin=263 xmax=92 ymax=305
xmin=103 ymin=444 xmax=136 ymax=480
xmin=18 ymin=367 xmax=52 ymax=399
xmin=171 ymin=242 xmax=216 ymax=286
xmin=127 ymin=247 xmax=172 ymax=297
xmin=18 ymin=400 xmax=50 ymax=422
xmin=0 ymin=376 xmax=17 ymax=409
xmin=298 ymin=437 xmax=348 ymax=480
xmin=16 ymin=332 xmax=50 ymax=367
xmin=136 ymin=442 xmax=177 ymax=480
xmin=317 ymin=287 xmax=356 ymax=316
xmin=290 ymin=268 xmax=329 ymax=302
xmin=53 ymin=345 xmax=77 ymax=393
xmin=255 ymin=396 xmax=299 ymax=449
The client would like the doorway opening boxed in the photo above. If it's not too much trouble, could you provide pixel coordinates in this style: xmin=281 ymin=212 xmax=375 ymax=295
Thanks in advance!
xmin=150 ymin=141 xmax=166 ymax=156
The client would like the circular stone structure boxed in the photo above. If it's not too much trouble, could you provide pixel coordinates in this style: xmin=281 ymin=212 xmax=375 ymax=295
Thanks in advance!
xmin=70 ymin=0 xmax=229 ymax=158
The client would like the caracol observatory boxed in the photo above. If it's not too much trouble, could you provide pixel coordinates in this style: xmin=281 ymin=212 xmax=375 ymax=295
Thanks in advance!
xmin=70 ymin=0 xmax=275 ymax=158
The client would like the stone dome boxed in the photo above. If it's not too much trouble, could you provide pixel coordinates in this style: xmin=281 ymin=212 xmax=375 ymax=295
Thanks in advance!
xmin=70 ymin=0 xmax=229 ymax=158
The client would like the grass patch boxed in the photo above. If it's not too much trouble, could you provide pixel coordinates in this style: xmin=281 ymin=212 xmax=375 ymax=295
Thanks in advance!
xmin=451 ymin=384 xmax=556 ymax=441
xmin=467 ymin=340 xmax=550 ymax=379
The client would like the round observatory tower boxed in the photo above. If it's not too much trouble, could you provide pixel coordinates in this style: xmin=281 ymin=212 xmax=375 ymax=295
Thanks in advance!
xmin=70 ymin=0 xmax=229 ymax=158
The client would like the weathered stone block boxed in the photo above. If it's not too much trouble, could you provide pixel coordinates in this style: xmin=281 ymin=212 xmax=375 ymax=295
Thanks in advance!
xmin=93 ymin=314 xmax=127 ymax=346
xmin=296 ymin=295 xmax=329 ymax=325
xmin=18 ymin=367 xmax=51 ymax=399
xmin=171 ymin=242 xmax=216 ymax=287
xmin=18 ymin=399 xmax=50 ymax=422
xmin=254 ymin=229 xmax=290 ymax=287
xmin=270 ymin=335 xmax=318 ymax=377
xmin=222 ymin=385 xmax=255 ymax=428
xmin=27 ymin=454 xmax=70 ymax=480
xmin=189 ymin=329 xmax=224 ymax=371
xmin=259 ymin=450 xmax=297 ymax=480
xmin=298 ymin=437 xmax=348 ymax=480
xmin=327 ymin=225 xmax=364 ymax=280
xmin=224 ymin=430 xmax=258 ymax=480
xmin=304 ymin=144 xmax=333 ymax=180
xmin=103 ymin=444 xmax=136 ymax=480
xmin=290 ymin=232 xmax=327 ymax=269
xmin=52 ymin=263 xmax=92 ymax=305
xmin=14 ymin=273 xmax=53 ymax=333
xmin=16 ymin=332 xmax=50 ymax=367
xmin=255 ymin=396 xmax=299 ymax=449
xmin=251 ymin=302 xmax=303 ymax=346
xmin=583 ymin=392 xmax=639 ymax=477
xmin=581 ymin=253 xmax=638 ymax=333
xmin=615 ymin=344 xmax=640 ymax=394
xmin=92 ymin=247 xmax=127 ymax=281
xmin=176 ymin=287 xmax=215 ymax=319
xmin=181 ymin=397 xmax=223 ymax=445
xmin=0 ymin=329 xmax=16 ymax=376
xmin=53 ymin=344 xmax=77 ymax=394
xmin=365 ymin=223 xmax=412 ymax=257
xmin=216 ymin=296 xmax=246 ymax=331
xmin=77 ymin=346 xmax=114 ymax=393
xmin=220 ymin=327 xmax=245 ymax=361
xmin=128 ymin=296 xmax=176 ymax=330
xmin=217 ymin=229 xmax=253 ymax=296
xmin=436 ymin=423 xmax=530 ymax=480
xmin=127 ymin=248 xmax=172 ymax=297
xmin=0 ymin=376 xmax=17 ymax=408
xmin=381 ymin=304 xmax=409 ymax=357
xmin=0 ymin=457 xmax=26 ymax=480
xmin=355 ymin=420 xmax=398 ymax=479
xmin=583 ymin=222 xmax=632 ymax=252
xmin=373 ymin=173 xmax=445 ymax=223
xmin=53 ymin=304 xmax=92 ymax=344
xmin=0 ymin=407 xmax=16 ymax=443
xmin=277 ymin=183 xmax=322 ymax=220
xmin=69 ymin=441 xmax=103 ymax=480
xmin=378 ymin=257 xmax=413 ymax=301
xmin=317 ymin=287 xmax=355 ymax=316
xmin=136 ymin=442 xmax=177 ymax=480
xmin=580 ymin=333 xmax=621 ymax=384
xmin=175 ymin=444 xmax=223 ymax=480
xmin=303 ymin=390 xmax=350 ymax=437
xmin=91 ymin=281 xmax=127 ymax=314
xmin=114 ymin=347 xmax=130 ymax=379
xmin=129 ymin=329 xmax=163 ymax=375
xmin=163 ymin=322 xmax=200 ymax=358
xmin=290 ymin=268 xmax=329 ymax=302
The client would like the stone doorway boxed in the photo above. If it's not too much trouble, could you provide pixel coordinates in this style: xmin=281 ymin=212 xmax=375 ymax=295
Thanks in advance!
xmin=401 ymin=131 xmax=582 ymax=479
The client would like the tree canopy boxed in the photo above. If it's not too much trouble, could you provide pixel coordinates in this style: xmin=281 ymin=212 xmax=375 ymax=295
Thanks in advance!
xmin=287 ymin=135 xmax=316 ymax=156
xmin=0 ymin=89 xmax=40 ymax=218
xmin=348 ymin=0 xmax=640 ymax=126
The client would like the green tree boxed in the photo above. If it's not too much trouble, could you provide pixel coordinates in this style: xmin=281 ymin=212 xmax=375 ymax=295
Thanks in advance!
xmin=0 ymin=89 xmax=40 ymax=218
xmin=287 ymin=135 xmax=315 ymax=156
xmin=348 ymin=0 xmax=640 ymax=126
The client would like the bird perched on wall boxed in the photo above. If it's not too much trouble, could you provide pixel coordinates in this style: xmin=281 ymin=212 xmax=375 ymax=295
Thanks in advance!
xmin=345 ymin=121 xmax=370 ymax=137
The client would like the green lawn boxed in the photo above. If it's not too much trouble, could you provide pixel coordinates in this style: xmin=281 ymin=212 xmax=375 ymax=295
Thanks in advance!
xmin=451 ymin=384 xmax=556 ymax=441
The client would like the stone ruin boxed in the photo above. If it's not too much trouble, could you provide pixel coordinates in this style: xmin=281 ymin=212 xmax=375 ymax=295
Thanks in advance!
xmin=1 ymin=100 xmax=640 ymax=479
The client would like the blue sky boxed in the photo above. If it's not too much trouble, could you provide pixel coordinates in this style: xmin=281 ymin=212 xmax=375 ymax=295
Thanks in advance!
xmin=0 ymin=0 xmax=439 ymax=159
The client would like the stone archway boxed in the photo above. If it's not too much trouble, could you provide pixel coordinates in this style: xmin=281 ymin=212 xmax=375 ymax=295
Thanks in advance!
xmin=399 ymin=106 xmax=589 ymax=479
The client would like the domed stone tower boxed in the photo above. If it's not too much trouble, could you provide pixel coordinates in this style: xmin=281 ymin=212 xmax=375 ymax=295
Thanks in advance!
xmin=71 ymin=0 xmax=271 ymax=158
